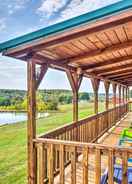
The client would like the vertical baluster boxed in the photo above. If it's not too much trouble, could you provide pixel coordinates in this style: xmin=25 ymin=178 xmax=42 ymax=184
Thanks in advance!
xmin=108 ymin=149 xmax=114 ymax=184
xmin=71 ymin=146 xmax=76 ymax=184
xmin=48 ymin=144 xmax=54 ymax=184
xmin=39 ymin=143 xmax=45 ymax=184
xmin=83 ymin=147 xmax=89 ymax=184
xmin=95 ymin=148 xmax=101 ymax=184
xmin=60 ymin=144 xmax=65 ymax=184
xmin=122 ymin=151 xmax=128 ymax=184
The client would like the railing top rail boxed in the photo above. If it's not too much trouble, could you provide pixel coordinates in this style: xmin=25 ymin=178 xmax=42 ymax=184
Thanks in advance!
xmin=39 ymin=103 xmax=127 ymax=138
xmin=34 ymin=137 xmax=132 ymax=153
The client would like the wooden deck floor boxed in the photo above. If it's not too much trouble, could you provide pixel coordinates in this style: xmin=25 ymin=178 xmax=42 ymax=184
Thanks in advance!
xmin=54 ymin=112 xmax=132 ymax=184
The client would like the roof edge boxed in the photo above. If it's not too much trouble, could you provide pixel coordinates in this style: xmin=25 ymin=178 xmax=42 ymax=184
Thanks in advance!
xmin=0 ymin=0 xmax=132 ymax=52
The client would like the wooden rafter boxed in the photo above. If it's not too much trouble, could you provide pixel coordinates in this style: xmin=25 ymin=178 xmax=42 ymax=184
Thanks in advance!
xmin=97 ymin=67 xmax=132 ymax=77
xmin=83 ymin=55 xmax=132 ymax=71
xmin=111 ymin=74 xmax=132 ymax=80
xmin=68 ymin=41 xmax=132 ymax=63
xmin=103 ymin=69 xmax=132 ymax=78
xmin=94 ymin=63 xmax=132 ymax=75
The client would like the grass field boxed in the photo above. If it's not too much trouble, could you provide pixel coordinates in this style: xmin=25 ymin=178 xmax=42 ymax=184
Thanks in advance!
xmin=0 ymin=102 xmax=107 ymax=184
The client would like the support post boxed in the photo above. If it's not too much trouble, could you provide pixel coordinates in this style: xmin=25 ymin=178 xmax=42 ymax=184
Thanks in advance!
xmin=125 ymin=87 xmax=128 ymax=103
xmin=112 ymin=83 xmax=117 ymax=108
xmin=128 ymin=87 xmax=130 ymax=101
xmin=27 ymin=58 xmax=48 ymax=184
xmin=118 ymin=85 xmax=122 ymax=105
xmin=66 ymin=70 xmax=83 ymax=122
xmin=27 ymin=58 xmax=37 ymax=184
xmin=104 ymin=81 xmax=110 ymax=111
xmin=91 ymin=78 xmax=100 ymax=114
xmin=122 ymin=86 xmax=125 ymax=104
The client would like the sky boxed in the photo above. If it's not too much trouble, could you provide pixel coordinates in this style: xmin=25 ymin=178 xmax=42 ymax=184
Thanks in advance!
xmin=0 ymin=0 xmax=121 ymax=92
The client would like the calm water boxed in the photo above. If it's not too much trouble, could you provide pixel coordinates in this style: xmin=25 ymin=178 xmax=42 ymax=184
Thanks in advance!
xmin=0 ymin=112 xmax=49 ymax=125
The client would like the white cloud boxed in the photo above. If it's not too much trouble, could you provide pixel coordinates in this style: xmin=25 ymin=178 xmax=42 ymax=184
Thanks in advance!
xmin=37 ymin=0 xmax=67 ymax=19
xmin=0 ymin=18 xmax=6 ymax=31
xmin=1 ymin=0 xmax=29 ymax=15
xmin=37 ymin=0 xmax=121 ymax=24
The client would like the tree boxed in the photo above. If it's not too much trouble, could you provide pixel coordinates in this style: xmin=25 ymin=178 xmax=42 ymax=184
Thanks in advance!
xmin=79 ymin=92 xmax=90 ymax=101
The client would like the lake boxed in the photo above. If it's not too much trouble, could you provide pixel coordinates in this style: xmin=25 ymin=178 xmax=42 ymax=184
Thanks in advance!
xmin=0 ymin=112 xmax=49 ymax=125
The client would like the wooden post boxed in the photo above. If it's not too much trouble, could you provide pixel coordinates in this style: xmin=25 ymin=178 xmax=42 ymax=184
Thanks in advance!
xmin=118 ymin=85 xmax=122 ymax=105
xmin=112 ymin=83 xmax=117 ymax=108
xmin=125 ymin=87 xmax=128 ymax=103
xmin=91 ymin=78 xmax=100 ymax=114
xmin=122 ymin=86 xmax=125 ymax=104
xmin=27 ymin=58 xmax=48 ymax=184
xmin=66 ymin=70 xmax=83 ymax=122
xmin=104 ymin=81 xmax=110 ymax=111
xmin=127 ymin=87 xmax=130 ymax=101
xmin=27 ymin=58 xmax=37 ymax=184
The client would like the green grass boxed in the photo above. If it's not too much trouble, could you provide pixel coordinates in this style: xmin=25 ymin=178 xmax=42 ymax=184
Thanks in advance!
xmin=0 ymin=102 xmax=106 ymax=184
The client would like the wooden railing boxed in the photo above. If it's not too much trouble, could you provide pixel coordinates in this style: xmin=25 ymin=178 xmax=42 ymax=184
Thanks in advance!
xmin=41 ymin=103 xmax=128 ymax=143
xmin=34 ymin=103 xmax=129 ymax=183
xmin=34 ymin=138 xmax=132 ymax=184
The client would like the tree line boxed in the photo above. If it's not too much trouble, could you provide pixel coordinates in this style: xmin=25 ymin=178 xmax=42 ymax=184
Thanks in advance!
xmin=0 ymin=89 xmax=90 ymax=111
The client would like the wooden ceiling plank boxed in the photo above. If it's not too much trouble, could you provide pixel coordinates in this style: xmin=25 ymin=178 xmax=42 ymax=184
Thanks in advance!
xmin=104 ymin=29 xmax=119 ymax=45
xmin=115 ymin=26 xmax=128 ymax=43
xmin=86 ymin=35 xmax=105 ymax=49
xmin=96 ymin=32 xmax=112 ymax=47
xmin=69 ymin=40 xmax=132 ymax=64
xmin=5 ymin=11 xmax=132 ymax=57
xmin=124 ymin=23 xmax=132 ymax=40
xmin=83 ymin=55 xmax=132 ymax=71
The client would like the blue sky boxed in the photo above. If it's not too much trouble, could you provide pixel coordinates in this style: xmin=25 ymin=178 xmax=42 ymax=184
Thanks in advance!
xmin=0 ymin=0 xmax=121 ymax=92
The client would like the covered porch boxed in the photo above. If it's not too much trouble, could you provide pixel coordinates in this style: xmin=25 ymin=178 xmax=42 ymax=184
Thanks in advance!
xmin=0 ymin=1 xmax=132 ymax=183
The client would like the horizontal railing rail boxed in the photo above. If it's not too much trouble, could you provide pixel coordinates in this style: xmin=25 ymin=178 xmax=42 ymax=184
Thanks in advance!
xmin=34 ymin=138 xmax=132 ymax=184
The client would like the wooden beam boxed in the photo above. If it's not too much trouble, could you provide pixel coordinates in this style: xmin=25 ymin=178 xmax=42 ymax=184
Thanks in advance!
xmin=20 ymin=54 xmax=73 ymax=73
xmin=91 ymin=78 xmax=100 ymax=114
xmin=4 ymin=11 xmax=132 ymax=57
xmin=36 ymin=64 xmax=48 ymax=89
xmin=111 ymin=74 xmax=132 ymax=80
xmin=83 ymin=55 xmax=132 ymax=72
xmin=69 ymin=41 xmax=132 ymax=64
xmin=66 ymin=70 xmax=83 ymax=122
xmin=105 ymin=71 xmax=132 ymax=79
xmin=95 ymin=63 xmax=132 ymax=75
xmin=27 ymin=58 xmax=37 ymax=184
xmin=98 ymin=67 xmax=132 ymax=77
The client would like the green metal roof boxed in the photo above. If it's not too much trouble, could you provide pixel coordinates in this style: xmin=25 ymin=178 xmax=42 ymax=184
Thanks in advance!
xmin=0 ymin=0 xmax=132 ymax=53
